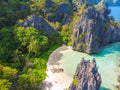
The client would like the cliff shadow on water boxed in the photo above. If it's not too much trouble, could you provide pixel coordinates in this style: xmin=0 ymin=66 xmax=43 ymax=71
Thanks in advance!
xmin=100 ymin=87 xmax=111 ymax=90
xmin=91 ymin=42 xmax=120 ymax=57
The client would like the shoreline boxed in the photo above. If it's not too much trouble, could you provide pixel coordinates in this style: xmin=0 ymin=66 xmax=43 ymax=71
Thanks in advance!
xmin=41 ymin=45 xmax=73 ymax=90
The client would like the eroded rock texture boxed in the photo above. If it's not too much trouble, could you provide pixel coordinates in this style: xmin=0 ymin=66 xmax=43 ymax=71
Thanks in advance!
xmin=72 ymin=0 xmax=120 ymax=9
xmin=20 ymin=15 xmax=56 ymax=36
xmin=69 ymin=58 xmax=101 ymax=90
xmin=72 ymin=4 xmax=120 ymax=54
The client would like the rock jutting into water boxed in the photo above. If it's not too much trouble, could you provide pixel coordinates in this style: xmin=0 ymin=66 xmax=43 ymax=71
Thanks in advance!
xmin=72 ymin=4 xmax=120 ymax=54
xmin=68 ymin=58 xmax=101 ymax=90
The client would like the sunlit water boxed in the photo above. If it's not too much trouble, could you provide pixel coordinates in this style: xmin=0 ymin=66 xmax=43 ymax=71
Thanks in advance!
xmin=109 ymin=6 xmax=120 ymax=22
xmin=60 ymin=42 xmax=120 ymax=90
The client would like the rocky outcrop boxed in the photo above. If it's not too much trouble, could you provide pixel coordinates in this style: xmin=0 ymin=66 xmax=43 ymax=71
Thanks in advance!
xmin=55 ymin=3 xmax=71 ymax=24
xmin=20 ymin=15 xmax=56 ymax=36
xmin=47 ymin=2 xmax=71 ymax=24
xmin=72 ymin=4 xmax=120 ymax=54
xmin=72 ymin=0 xmax=120 ymax=11
xmin=72 ymin=0 xmax=100 ymax=11
xmin=69 ymin=58 xmax=101 ymax=90
xmin=95 ymin=0 xmax=120 ymax=8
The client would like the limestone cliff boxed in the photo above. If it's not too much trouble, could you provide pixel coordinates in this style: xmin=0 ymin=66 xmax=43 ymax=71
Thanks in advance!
xmin=20 ymin=15 xmax=56 ymax=36
xmin=45 ymin=0 xmax=72 ymax=24
xmin=69 ymin=58 xmax=101 ymax=90
xmin=72 ymin=0 xmax=120 ymax=9
xmin=72 ymin=4 xmax=120 ymax=54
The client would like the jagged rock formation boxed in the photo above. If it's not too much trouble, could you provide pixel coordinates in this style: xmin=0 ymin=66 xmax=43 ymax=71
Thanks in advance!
xmin=72 ymin=0 xmax=100 ymax=11
xmin=47 ymin=2 xmax=71 ymax=24
xmin=72 ymin=4 xmax=120 ymax=54
xmin=95 ymin=0 xmax=120 ymax=8
xmin=20 ymin=15 xmax=56 ymax=36
xmin=72 ymin=0 xmax=120 ymax=10
xmin=69 ymin=58 xmax=101 ymax=90
xmin=55 ymin=3 xmax=71 ymax=24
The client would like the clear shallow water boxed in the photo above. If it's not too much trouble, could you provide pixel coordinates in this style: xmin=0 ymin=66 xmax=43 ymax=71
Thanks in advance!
xmin=109 ymin=6 xmax=120 ymax=22
xmin=60 ymin=42 xmax=120 ymax=90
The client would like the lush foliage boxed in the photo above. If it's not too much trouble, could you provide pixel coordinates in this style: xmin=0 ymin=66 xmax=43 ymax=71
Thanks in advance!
xmin=0 ymin=0 xmax=88 ymax=90
xmin=0 ymin=0 xmax=30 ymax=28
xmin=0 ymin=25 xmax=60 ymax=89
xmin=14 ymin=27 xmax=48 ymax=55
xmin=0 ymin=27 xmax=17 ymax=62
xmin=0 ymin=79 xmax=12 ymax=90
xmin=60 ymin=24 xmax=72 ymax=45
xmin=0 ymin=63 xmax=17 ymax=90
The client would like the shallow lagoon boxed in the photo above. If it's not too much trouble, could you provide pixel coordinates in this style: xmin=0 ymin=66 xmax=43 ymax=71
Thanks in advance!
xmin=61 ymin=42 xmax=120 ymax=90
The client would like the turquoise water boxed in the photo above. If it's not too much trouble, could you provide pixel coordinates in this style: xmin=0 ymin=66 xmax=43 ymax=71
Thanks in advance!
xmin=109 ymin=6 xmax=120 ymax=22
xmin=61 ymin=42 xmax=120 ymax=90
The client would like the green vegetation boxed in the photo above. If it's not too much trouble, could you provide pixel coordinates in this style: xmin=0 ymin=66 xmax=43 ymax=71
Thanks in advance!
xmin=60 ymin=24 xmax=72 ymax=45
xmin=0 ymin=0 xmax=29 ymax=28
xmin=72 ymin=77 xmax=79 ymax=86
xmin=0 ymin=63 xmax=17 ymax=90
xmin=77 ymin=4 xmax=86 ymax=16
xmin=60 ymin=4 xmax=86 ymax=45
xmin=0 ymin=79 xmax=12 ymax=90
xmin=79 ymin=32 xmax=84 ymax=40
xmin=0 ymin=0 xmax=87 ymax=89
xmin=14 ymin=27 xmax=49 ymax=55
xmin=103 ymin=23 xmax=108 ymax=30
xmin=49 ymin=22 xmax=62 ymax=31
xmin=0 ymin=26 xmax=61 ymax=89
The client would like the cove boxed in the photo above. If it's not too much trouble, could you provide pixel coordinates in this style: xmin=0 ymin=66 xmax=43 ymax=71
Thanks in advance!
xmin=60 ymin=42 xmax=120 ymax=90
xmin=109 ymin=6 xmax=120 ymax=22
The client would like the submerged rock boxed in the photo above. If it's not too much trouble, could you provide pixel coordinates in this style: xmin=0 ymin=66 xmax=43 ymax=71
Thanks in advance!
xmin=72 ymin=4 xmax=120 ymax=54
xmin=20 ymin=15 xmax=56 ymax=36
xmin=69 ymin=58 xmax=101 ymax=90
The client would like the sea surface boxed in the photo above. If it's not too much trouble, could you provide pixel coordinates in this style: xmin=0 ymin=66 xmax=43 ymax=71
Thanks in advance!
xmin=61 ymin=42 xmax=120 ymax=90
xmin=109 ymin=6 xmax=120 ymax=22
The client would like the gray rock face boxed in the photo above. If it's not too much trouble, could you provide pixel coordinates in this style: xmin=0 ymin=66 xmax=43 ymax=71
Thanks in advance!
xmin=69 ymin=58 xmax=101 ymax=90
xmin=55 ymin=3 xmax=71 ymax=24
xmin=72 ymin=4 xmax=120 ymax=54
xmin=20 ymin=15 xmax=56 ymax=36
xmin=72 ymin=0 xmax=120 ymax=10
xmin=72 ymin=0 xmax=100 ymax=11
xmin=95 ymin=0 xmax=120 ymax=8
xmin=47 ymin=3 xmax=71 ymax=24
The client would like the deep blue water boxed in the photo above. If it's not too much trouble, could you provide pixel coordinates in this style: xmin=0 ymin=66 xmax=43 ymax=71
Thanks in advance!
xmin=109 ymin=6 xmax=120 ymax=22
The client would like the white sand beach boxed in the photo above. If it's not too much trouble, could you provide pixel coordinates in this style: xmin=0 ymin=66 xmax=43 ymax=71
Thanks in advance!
xmin=43 ymin=45 xmax=73 ymax=90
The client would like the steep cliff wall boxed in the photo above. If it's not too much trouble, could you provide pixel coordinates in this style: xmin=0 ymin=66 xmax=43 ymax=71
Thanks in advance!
xmin=72 ymin=4 xmax=120 ymax=54
xmin=69 ymin=58 xmax=101 ymax=90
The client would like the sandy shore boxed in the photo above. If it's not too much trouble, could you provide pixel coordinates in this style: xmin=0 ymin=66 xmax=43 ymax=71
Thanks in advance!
xmin=42 ymin=45 xmax=73 ymax=90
